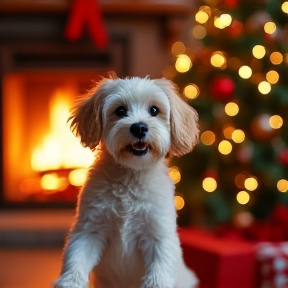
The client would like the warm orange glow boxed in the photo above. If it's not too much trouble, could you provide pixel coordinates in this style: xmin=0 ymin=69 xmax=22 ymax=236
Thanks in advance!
xmin=31 ymin=90 xmax=94 ymax=172
xmin=174 ymin=195 xmax=185 ymax=210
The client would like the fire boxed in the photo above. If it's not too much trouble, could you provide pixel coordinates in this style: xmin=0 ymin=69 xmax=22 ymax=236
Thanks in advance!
xmin=31 ymin=90 xmax=94 ymax=172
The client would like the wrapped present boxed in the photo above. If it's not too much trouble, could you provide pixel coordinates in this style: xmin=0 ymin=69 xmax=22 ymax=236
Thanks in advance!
xmin=179 ymin=227 xmax=257 ymax=288
xmin=255 ymin=242 xmax=288 ymax=288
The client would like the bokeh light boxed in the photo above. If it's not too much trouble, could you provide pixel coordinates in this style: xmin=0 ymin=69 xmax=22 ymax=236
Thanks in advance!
xmin=264 ymin=22 xmax=276 ymax=34
xmin=252 ymin=45 xmax=266 ymax=59
xmin=225 ymin=102 xmax=239 ymax=116
xmin=258 ymin=81 xmax=271 ymax=94
xmin=175 ymin=54 xmax=192 ymax=73
xmin=192 ymin=25 xmax=207 ymax=39
xmin=244 ymin=177 xmax=258 ymax=191
xmin=269 ymin=115 xmax=283 ymax=129
xmin=201 ymin=130 xmax=216 ymax=145
xmin=236 ymin=191 xmax=250 ymax=204
xmin=235 ymin=173 xmax=247 ymax=189
xmin=238 ymin=65 xmax=252 ymax=79
xmin=270 ymin=52 xmax=283 ymax=65
xmin=277 ymin=179 xmax=288 ymax=192
xmin=232 ymin=129 xmax=245 ymax=143
xmin=202 ymin=177 xmax=217 ymax=192
xmin=174 ymin=195 xmax=185 ymax=210
xmin=211 ymin=51 xmax=227 ymax=68
xmin=281 ymin=2 xmax=288 ymax=13
xmin=184 ymin=84 xmax=200 ymax=99
xmin=223 ymin=124 xmax=235 ymax=139
xmin=195 ymin=11 xmax=209 ymax=24
xmin=218 ymin=140 xmax=232 ymax=155
xmin=169 ymin=166 xmax=181 ymax=184
xmin=69 ymin=168 xmax=87 ymax=186
xmin=172 ymin=42 xmax=186 ymax=56
xmin=266 ymin=70 xmax=279 ymax=84
xmin=220 ymin=14 xmax=233 ymax=27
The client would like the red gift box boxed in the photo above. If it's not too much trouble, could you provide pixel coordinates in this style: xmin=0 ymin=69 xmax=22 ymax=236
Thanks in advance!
xmin=179 ymin=227 xmax=257 ymax=288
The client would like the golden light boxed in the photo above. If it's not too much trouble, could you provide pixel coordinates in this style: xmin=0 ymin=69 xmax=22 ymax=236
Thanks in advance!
xmin=270 ymin=52 xmax=283 ymax=65
xmin=192 ymin=25 xmax=207 ymax=39
xmin=258 ymin=81 xmax=271 ymax=94
xmin=175 ymin=54 xmax=192 ymax=73
xmin=252 ymin=45 xmax=266 ymax=59
xmin=214 ymin=17 xmax=226 ymax=29
xmin=199 ymin=5 xmax=212 ymax=16
xmin=68 ymin=168 xmax=87 ymax=186
xmin=223 ymin=125 xmax=235 ymax=139
xmin=220 ymin=14 xmax=232 ymax=27
xmin=211 ymin=51 xmax=227 ymax=68
xmin=238 ymin=65 xmax=252 ymax=79
xmin=281 ymin=2 xmax=288 ymax=13
xmin=236 ymin=191 xmax=250 ymax=204
xmin=31 ymin=91 xmax=94 ymax=172
xmin=225 ymin=102 xmax=239 ymax=116
xmin=202 ymin=177 xmax=217 ymax=192
xmin=218 ymin=140 xmax=232 ymax=155
xmin=232 ymin=129 xmax=245 ymax=143
xmin=201 ymin=130 xmax=216 ymax=145
xmin=277 ymin=179 xmax=288 ymax=192
xmin=184 ymin=84 xmax=200 ymax=99
xmin=174 ymin=195 xmax=185 ymax=210
xmin=269 ymin=115 xmax=283 ymax=129
xmin=195 ymin=11 xmax=209 ymax=24
xmin=266 ymin=70 xmax=279 ymax=84
xmin=169 ymin=166 xmax=181 ymax=184
xmin=264 ymin=22 xmax=276 ymax=34
xmin=41 ymin=173 xmax=59 ymax=191
xmin=172 ymin=42 xmax=186 ymax=56
xmin=244 ymin=177 xmax=258 ymax=191
xmin=235 ymin=173 xmax=247 ymax=189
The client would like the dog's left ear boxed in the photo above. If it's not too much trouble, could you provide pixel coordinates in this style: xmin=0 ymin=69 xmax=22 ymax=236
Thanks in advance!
xmin=154 ymin=78 xmax=199 ymax=157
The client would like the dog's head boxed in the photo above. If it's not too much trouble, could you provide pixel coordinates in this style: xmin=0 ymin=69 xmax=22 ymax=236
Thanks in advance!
xmin=70 ymin=76 xmax=199 ymax=169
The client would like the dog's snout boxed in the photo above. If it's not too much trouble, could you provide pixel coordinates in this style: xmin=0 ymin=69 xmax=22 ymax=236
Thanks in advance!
xmin=130 ymin=122 xmax=148 ymax=139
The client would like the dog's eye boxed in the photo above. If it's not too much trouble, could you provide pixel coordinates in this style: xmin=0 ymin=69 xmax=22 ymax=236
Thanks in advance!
xmin=115 ymin=106 xmax=128 ymax=117
xmin=149 ymin=106 xmax=159 ymax=116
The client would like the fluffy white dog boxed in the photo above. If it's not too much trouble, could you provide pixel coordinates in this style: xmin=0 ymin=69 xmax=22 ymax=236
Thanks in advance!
xmin=54 ymin=76 xmax=199 ymax=288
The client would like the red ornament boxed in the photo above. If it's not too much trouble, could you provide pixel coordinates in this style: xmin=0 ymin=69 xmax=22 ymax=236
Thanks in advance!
xmin=210 ymin=76 xmax=235 ymax=101
xmin=65 ymin=0 xmax=108 ymax=48
xmin=226 ymin=20 xmax=243 ymax=38
xmin=278 ymin=149 xmax=288 ymax=166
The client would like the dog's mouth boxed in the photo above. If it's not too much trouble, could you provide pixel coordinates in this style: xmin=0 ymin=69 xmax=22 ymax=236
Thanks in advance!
xmin=128 ymin=141 xmax=149 ymax=156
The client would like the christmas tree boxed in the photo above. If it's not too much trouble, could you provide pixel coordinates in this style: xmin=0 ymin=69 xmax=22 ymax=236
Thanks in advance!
xmin=165 ymin=0 xmax=288 ymax=231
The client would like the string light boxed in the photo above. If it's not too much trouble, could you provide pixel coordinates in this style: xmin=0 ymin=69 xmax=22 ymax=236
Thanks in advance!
xmin=201 ymin=130 xmax=216 ymax=145
xmin=264 ymin=22 xmax=276 ymax=34
xmin=225 ymin=102 xmax=239 ymax=116
xmin=269 ymin=115 xmax=283 ymax=129
xmin=258 ymin=81 xmax=271 ymax=94
xmin=223 ymin=124 xmax=235 ymax=139
xmin=244 ymin=177 xmax=258 ymax=191
xmin=202 ymin=177 xmax=217 ymax=192
xmin=236 ymin=191 xmax=250 ymax=204
xmin=172 ymin=42 xmax=186 ymax=56
xmin=199 ymin=5 xmax=212 ymax=16
xmin=270 ymin=52 xmax=283 ymax=65
xmin=277 ymin=179 xmax=288 ymax=192
xmin=238 ymin=65 xmax=252 ymax=79
xmin=266 ymin=70 xmax=279 ymax=84
xmin=232 ymin=129 xmax=245 ymax=143
xmin=195 ymin=11 xmax=209 ymax=24
xmin=252 ymin=45 xmax=266 ymax=59
xmin=211 ymin=51 xmax=227 ymax=68
xmin=220 ymin=14 xmax=233 ymax=27
xmin=281 ymin=2 xmax=288 ymax=13
xmin=218 ymin=140 xmax=232 ymax=155
xmin=192 ymin=25 xmax=207 ymax=39
xmin=175 ymin=54 xmax=192 ymax=73
xmin=169 ymin=166 xmax=181 ymax=184
xmin=184 ymin=84 xmax=200 ymax=99
xmin=69 ymin=168 xmax=87 ymax=186
xmin=235 ymin=173 xmax=247 ymax=189
xmin=174 ymin=195 xmax=185 ymax=210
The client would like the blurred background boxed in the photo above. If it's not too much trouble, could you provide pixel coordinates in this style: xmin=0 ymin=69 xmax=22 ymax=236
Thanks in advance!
xmin=0 ymin=0 xmax=288 ymax=287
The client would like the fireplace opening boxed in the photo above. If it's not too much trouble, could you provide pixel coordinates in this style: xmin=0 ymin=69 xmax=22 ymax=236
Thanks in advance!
xmin=3 ymin=71 xmax=104 ymax=207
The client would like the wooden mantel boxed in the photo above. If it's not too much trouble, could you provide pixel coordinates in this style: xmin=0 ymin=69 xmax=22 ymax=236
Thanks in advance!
xmin=0 ymin=0 xmax=195 ymax=16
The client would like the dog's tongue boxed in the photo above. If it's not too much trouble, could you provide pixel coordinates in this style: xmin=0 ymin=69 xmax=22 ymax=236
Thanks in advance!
xmin=132 ymin=142 xmax=147 ymax=151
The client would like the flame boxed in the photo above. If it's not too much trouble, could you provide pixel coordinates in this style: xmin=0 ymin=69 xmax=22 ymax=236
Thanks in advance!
xmin=31 ymin=90 xmax=94 ymax=172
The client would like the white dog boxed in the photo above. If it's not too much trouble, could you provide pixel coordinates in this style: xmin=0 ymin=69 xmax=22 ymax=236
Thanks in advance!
xmin=54 ymin=76 xmax=199 ymax=288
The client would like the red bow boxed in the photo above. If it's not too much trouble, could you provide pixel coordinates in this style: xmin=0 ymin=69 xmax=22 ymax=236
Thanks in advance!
xmin=64 ymin=0 xmax=108 ymax=48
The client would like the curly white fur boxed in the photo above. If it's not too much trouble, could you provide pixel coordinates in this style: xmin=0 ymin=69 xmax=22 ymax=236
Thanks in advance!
xmin=54 ymin=76 xmax=199 ymax=288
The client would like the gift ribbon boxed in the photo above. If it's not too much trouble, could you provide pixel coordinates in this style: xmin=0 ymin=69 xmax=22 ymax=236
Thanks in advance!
xmin=64 ymin=0 xmax=108 ymax=48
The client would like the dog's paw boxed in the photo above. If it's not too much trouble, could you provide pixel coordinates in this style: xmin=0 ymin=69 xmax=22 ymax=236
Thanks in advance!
xmin=53 ymin=272 xmax=87 ymax=288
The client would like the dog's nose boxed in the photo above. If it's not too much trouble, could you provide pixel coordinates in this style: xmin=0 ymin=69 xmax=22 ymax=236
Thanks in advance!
xmin=130 ymin=122 xmax=148 ymax=139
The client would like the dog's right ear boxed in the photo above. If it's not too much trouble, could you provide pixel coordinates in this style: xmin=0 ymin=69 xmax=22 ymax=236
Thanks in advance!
xmin=69 ymin=78 xmax=112 ymax=150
